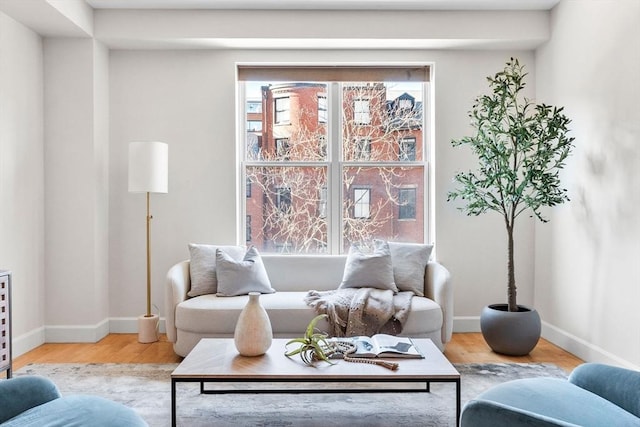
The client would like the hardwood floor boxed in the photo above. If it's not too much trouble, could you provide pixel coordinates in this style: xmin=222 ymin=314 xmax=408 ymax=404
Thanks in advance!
xmin=11 ymin=332 xmax=583 ymax=374
xmin=444 ymin=333 xmax=583 ymax=373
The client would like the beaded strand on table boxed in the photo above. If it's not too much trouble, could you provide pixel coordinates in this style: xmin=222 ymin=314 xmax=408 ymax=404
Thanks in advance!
xmin=320 ymin=341 xmax=399 ymax=371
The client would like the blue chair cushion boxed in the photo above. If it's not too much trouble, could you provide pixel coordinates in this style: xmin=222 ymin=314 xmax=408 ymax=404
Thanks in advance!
xmin=2 ymin=394 xmax=148 ymax=427
xmin=461 ymin=377 xmax=640 ymax=427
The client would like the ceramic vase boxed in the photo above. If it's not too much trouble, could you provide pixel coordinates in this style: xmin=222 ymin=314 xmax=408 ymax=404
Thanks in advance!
xmin=234 ymin=292 xmax=273 ymax=356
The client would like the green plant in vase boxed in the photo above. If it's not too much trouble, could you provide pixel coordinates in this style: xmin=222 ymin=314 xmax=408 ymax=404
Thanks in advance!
xmin=447 ymin=58 xmax=575 ymax=355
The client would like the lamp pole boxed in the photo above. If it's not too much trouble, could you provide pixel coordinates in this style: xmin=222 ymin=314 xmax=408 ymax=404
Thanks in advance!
xmin=146 ymin=191 xmax=152 ymax=318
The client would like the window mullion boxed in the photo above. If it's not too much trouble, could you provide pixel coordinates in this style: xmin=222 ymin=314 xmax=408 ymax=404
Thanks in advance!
xmin=328 ymin=82 xmax=342 ymax=254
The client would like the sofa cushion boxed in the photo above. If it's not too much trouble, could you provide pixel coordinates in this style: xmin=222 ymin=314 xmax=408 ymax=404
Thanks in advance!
xmin=176 ymin=292 xmax=442 ymax=337
xmin=385 ymin=241 xmax=433 ymax=296
xmin=215 ymin=247 xmax=275 ymax=297
xmin=339 ymin=241 xmax=398 ymax=292
xmin=176 ymin=292 xmax=320 ymax=335
xmin=187 ymin=243 xmax=245 ymax=297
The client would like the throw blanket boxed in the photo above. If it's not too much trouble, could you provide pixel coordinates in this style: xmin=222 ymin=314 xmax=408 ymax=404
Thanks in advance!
xmin=304 ymin=288 xmax=413 ymax=337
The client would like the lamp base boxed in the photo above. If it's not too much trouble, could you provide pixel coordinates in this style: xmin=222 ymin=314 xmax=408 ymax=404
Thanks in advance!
xmin=138 ymin=314 xmax=159 ymax=343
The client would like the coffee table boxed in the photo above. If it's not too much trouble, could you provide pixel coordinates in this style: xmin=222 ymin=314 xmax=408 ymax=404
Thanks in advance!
xmin=171 ymin=338 xmax=460 ymax=426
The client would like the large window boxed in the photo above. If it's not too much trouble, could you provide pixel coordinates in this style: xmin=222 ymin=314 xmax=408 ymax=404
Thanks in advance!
xmin=240 ymin=66 xmax=429 ymax=254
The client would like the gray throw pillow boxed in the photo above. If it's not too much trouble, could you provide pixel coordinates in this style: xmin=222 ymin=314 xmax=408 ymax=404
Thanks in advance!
xmin=187 ymin=243 xmax=245 ymax=297
xmin=216 ymin=247 xmax=275 ymax=297
xmin=384 ymin=240 xmax=434 ymax=296
xmin=339 ymin=241 xmax=398 ymax=292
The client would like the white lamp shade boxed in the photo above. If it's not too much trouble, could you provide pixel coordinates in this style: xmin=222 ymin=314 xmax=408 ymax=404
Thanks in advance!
xmin=128 ymin=141 xmax=168 ymax=193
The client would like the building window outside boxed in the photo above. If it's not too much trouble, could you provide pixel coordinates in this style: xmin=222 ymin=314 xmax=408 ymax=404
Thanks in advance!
xmin=399 ymin=137 xmax=417 ymax=161
xmin=276 ymin=186 xmax=292 ymax=212
xmin=318 ymin=135 xmax=327 ymax=159
xmin=353 ymin=187 xmax=371 ymax=219
xmin=275 ymin=97 xmax=290 ymax=124
xmin=247 ymin=120 xmax=262 ymax=132
xmin=276 ymin=138 xmax=291 ymax=160
xmin=355 ymin=137 xmax=371 ymax=160
xmin=241 ymin=70 xmax=428 ymax=254
xmin=318 ymin=186 xmax=327 ymax=218
xmin=246 ymin=177 xmax=252 ymax=198
xmin=398 ymin=98 xmax=413 ymax=110
xmin=318 ymin=95 xmax=327 ymax=123
xmin=354 ymin=99 xmax=371 ymax=124
xmin=246 ymin=215 xmax=252 ymax=241
xmin=398 ymin=188 xmax=416 ymax=220
xmin=247 ymin=100 xmax=262 ymax=113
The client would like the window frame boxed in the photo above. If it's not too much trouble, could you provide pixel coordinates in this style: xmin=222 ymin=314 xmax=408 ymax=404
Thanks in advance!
xmin=238 ymin=65 xmax=432 ymax=254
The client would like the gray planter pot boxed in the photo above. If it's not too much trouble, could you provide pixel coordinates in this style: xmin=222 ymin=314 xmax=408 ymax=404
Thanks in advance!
xmin=480 ymin=304 xmax=541 ymax=356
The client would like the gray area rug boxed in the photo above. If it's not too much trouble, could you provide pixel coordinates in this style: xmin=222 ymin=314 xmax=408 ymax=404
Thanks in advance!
xmin=15 ymin=362 xmax=568 ymax=427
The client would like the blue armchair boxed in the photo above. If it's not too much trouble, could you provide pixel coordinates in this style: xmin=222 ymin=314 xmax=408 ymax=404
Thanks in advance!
xmin=0 ymin=376 xmax=148 ymax=426
xmin=461 ymin=363 xmax=640 ymax=426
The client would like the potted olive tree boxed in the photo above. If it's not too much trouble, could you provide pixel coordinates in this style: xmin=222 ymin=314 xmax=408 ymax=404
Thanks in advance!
xmin=448 ymin=58 xmax=574 ymax=355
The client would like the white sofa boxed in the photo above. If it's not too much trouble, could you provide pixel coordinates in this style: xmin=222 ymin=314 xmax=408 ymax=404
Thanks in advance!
xmin=165 ymin=253 xmax=452 ymax=357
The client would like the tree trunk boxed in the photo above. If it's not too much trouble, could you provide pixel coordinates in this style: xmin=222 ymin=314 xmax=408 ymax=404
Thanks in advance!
xmin=507 ymin=224 xmax=517 ymax=312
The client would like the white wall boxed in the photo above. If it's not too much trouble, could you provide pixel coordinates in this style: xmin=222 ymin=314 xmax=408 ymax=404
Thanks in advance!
xmin=0 ymin=12 xmax=46 ymax=355
xmin=108 ymin=49 xmax=536 ymax=329
xmin=535 ymin=0 xmax=640 ymax=369
xmin=43 ymin=38 xmax=111 ymax=342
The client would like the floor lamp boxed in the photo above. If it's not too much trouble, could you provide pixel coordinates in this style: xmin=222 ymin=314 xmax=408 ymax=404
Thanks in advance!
xmin=128 ymin=141 xmax=168 ymax=343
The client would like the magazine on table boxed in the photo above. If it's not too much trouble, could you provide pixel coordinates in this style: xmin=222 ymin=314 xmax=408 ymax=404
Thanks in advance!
xmin=330 ymin=334 xmax=424 ymax=359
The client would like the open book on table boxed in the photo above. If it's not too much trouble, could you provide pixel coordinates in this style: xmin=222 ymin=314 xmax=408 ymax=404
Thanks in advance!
xmin=330 ymin=334 xmax=424 ymax=359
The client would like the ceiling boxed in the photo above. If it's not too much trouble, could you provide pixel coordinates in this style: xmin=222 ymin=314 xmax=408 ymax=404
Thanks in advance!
xmin=0 ymin=0 xmax=559 ymax=49
xmin=85 ymin=0 xmax=561 ymax=11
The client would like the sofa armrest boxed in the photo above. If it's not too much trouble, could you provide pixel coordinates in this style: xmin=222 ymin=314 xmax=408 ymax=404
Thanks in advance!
xmin=425 ymin=261 xmax=453 ymax=345
xmin=569 ymin=363 xmax=640 ymax=418
xmin=165 ymin=260 xmax=190 ymax=343
xmin=0 ymin=376 xmax=61 ymax=424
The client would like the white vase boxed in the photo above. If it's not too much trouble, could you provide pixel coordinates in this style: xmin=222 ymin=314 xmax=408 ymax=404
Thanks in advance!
xmin=234 ymin=292 xmax=273 ymax=356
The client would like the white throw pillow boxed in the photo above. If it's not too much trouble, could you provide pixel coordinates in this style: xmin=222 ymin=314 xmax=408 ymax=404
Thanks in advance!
xmin=384 ymin=241 xmax=434 ymax=296
xmin=187 ymin=243 xmax=245 ymax=297
xmin=216 ymin=247 xmax=275 ymax=297
xmin=339 ymin=241 xmax=398 ymax=292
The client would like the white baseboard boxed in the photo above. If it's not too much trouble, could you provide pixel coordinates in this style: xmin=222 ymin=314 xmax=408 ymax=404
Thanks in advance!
xmin=541 ymin=321 xmax=639 ymax=371
xmin=453 ymin=316 xmax=481 ymax=333
xmin=45 ymin=318 xmax=110 ymax=343
xmin=12 ymin=318 xmax=167 ymax=358
xmin=453 ymin=316 xmax=639 ymax=370
xmin=13 ymin=326 xmax=46 ymax=358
